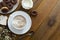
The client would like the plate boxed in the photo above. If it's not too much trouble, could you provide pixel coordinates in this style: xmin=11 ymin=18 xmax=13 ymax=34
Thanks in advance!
xmin=0 ymin=0 xmax=19 ymax=14
xmin=8 ymin=11 xmax=32 ymax=34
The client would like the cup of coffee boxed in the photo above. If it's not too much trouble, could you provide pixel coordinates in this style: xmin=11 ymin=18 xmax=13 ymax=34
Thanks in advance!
xmin=8 ymin=11 xmax=32 ymax=34
xmin=12 ymin=15 xmax=26 ymax=30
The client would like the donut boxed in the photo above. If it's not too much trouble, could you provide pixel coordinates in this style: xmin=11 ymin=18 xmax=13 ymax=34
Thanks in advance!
xmin=11 ymin=0 xmax=17 ymax=5
xmin=3 ymin=0 xmax=10 ymax=3
xmin=7 ymin=3 xmax=13 ymax=9
xmin=1 ymin=7 xmax=9 ymax=13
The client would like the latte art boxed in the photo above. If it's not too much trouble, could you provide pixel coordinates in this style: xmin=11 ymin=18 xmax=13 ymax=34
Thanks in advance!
xmin=12 ymin=15 xmax=26 ymax=29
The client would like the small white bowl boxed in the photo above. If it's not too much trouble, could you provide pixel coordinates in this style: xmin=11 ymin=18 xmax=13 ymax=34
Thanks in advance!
xmin=8 ymin=11 xmax=32 ymax=34
xmin=21 ymin=0 xmax=33 ymax=9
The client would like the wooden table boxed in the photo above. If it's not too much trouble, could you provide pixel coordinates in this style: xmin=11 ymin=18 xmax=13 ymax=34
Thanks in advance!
xmin=1 ymin=0 xmax=60 ymax=40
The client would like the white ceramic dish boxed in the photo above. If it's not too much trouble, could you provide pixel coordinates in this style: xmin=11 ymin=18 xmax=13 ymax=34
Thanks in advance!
xmin=8 ymin=11 xmax=32 ymax=34
xmin=21 ymin=0 xmax=33 ymax=9
xmin=0 ymin=0 xmax=19 ymax=14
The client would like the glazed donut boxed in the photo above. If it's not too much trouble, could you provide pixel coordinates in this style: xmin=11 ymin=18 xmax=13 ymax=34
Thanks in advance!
xmin=11 ymin=0 xmax=17 ymax=5
xmin=1 ymin=7 xmax=9 ymax=13
xmin=7 ymin=3 xmax=13 ymax=9
xmin=3 ymin=0 xmax=10 ymax=3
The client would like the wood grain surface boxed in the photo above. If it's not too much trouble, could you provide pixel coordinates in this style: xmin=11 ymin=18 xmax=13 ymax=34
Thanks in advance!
xmin=0 ymin=0 xmax=60 ymax=40
xmin=31 ymin=0 xmax=60 ymax=40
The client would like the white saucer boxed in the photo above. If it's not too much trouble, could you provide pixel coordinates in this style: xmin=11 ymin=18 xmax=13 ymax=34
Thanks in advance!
xmin=0 ymin=0 xmax=19 ymax=14
xmin=8 ymin=11 xmax=32 ymax=34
